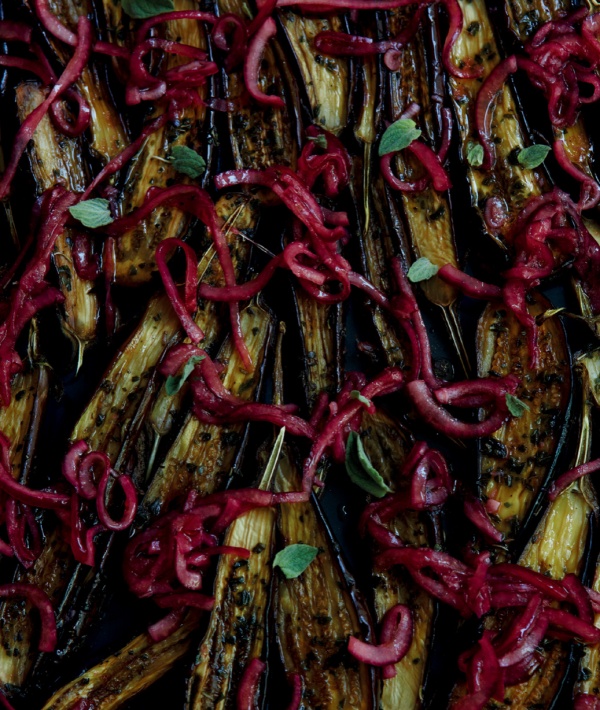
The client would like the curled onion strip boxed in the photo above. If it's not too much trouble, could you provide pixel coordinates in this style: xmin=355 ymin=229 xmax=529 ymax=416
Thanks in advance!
xmin=155 ymin=239 xmax=204 ymax=345
xmin=548 ymin=457 xmax=600 ymax=499
xmin=237 ymin=658 xmax=266 ymax=710
xmin=475 ymin=55 xmax=518 ymax=169
xmin=0 ymin=583 xmax=56 ymax=651
xmin=348 ymin=604 xmax=413 ymax=671
xmin=244 ymin=19 xmax=285 ymax=108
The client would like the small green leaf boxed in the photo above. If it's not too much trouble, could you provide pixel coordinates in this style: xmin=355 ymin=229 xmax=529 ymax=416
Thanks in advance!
xmin=506 ymin=393 xmax=530 ymax=418
xmin=165 ymin=355 xmax=204 ymax=396
xmin=308 ymin=134 xmax=328 ymax=150
xmin=169 ymin=146 xmax=206 ymax=179
xmin=345 ymin=431 xmax=392 ymax=498
xmin=69 ymin=198 xmax=113 ymax=229
xmin=121 ymin=0 xmax=175 ymax=19
xmin=517 ymin=144 xmax=551 ymax=169
xmin=378 ymin=119 xmax=421 ymax=157
xmin=350 ymin=390 xmax=372 ymax=407
xmin=466 ymin=141 xmax=484 ymax=167
xmin=273 ymin=544 xmax=319 ymax=579
xmin=407 ymin=257 xmax=439 ymax=283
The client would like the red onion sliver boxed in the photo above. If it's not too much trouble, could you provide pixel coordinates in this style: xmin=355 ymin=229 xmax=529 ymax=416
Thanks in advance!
xmin=236 ymin=658 xmax=266 ymax=710
xmin=0 ymin=583 xmax=56 ymax=651
xmin=244 ymin=19 xmax=285 ymax=108
xmin=548 ymin=457 xmax=600 ymax=499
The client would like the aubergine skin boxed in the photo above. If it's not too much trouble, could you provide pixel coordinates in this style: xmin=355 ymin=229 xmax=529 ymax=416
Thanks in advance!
xmin=476 ymin=294 xmax=570 ymax=544
xmin=273 ymin=446 xmax=376 ymax=710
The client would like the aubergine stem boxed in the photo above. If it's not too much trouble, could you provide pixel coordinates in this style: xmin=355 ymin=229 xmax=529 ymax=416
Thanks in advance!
xmin=475 ymin=292 xmax=571 ymax=548
xmin=574 ymin=218 xmax=600 ymax=339
xmin=146 ymin=192 xmax=256 ymax=476
xmin=447 ymin=0 xmax=549 ymax=248
xmin=0 ymin=131 xmax=18 ymax=250
xmin=186 ymin=428 xmax=284 ymax=708
xmin=360 ymin=409 xmax=436 ymax=709
xmin=450 ymin=351 xmax=597 ymax=708
xmin=108 ymin=0 xmax=212 ymax=286
xmin=15 ymin=81 xmax=99 ymax=361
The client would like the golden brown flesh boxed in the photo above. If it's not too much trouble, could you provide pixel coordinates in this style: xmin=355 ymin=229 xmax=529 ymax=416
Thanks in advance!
xmin=278 ymin=11 xmax=349 ymax=134
xmin=274 ymin=447 xmax=375 ymax=709
xmin=142 ymin=301 xmax=273 ymax=516
xmin=16 ymin=82 xmax=98 ymax=352
xmin=187 ymin=443 xmax=279 ymax=708
xmin=41 ymin=614 xmax=201 ymax=710
xmin=448 ymin=0 xmax=547 ymax=244
xmin=476 ymin=294 xmax=570 ymax=542
xmin=361 ymin=410 xmax=434 ymax=709
xmin=114 ymin=1 xmax=210 ymax=285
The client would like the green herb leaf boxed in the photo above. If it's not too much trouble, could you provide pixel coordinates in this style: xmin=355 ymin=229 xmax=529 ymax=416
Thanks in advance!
xmin=121 ymin=0 xmax=175 ymax=19
xmin=169 ymin=146 xmax=206 ymax=179
xmin=466 ymin=141 xmax=484 ymax=167
xmin=260 ymin=427 xmax=286 ymax=489
xmin=165 ymin=355 xmax=204 ymax=396
xmin=378 ymin=119 xmax=421 ymax=157
xmin=407 ymin=257 xmax=439 ymax=283
xmin=345 ymin=431 xmax=392 ymax=498
xmin=506 ymin=393 xmax=530 ymax=417
xmin=350 ymin=390 xmax=372 ymax=407
xmin=69 ymin=198 xmax=114 ymax=229
xmin=308 ymin=134 xmax=328 ymax=149
xmin=273 ymin=543 xmax=319 ymax=579
xmin=517 ymin=144 xmax=551 ymax=169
